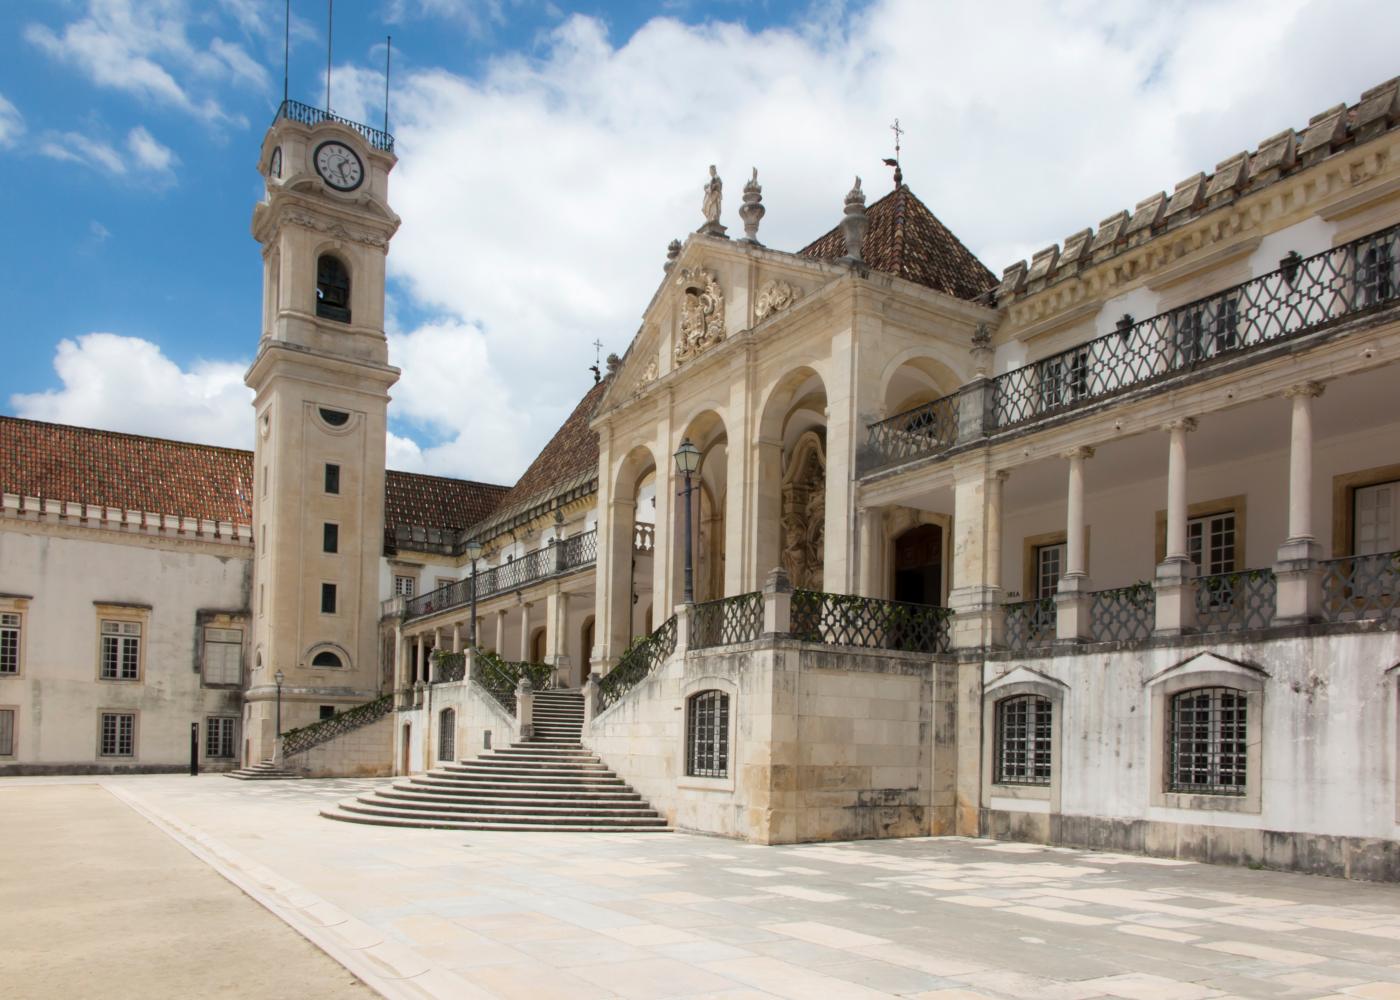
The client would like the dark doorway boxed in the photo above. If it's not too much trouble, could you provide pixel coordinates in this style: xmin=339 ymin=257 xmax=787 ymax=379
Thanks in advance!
xmin=893 ymin=523 xmax=943 ymax=605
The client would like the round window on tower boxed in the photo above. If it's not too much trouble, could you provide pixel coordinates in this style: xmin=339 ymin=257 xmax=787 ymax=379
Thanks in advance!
xmin=318 ymin=408 xmax=350 ymax=427
xmin=311 ymin=650 xmax=343 ymax=669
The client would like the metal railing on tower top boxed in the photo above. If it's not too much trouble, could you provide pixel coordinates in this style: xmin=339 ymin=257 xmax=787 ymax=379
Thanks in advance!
xmin=273 ymin=99 xmax=395 ymax=153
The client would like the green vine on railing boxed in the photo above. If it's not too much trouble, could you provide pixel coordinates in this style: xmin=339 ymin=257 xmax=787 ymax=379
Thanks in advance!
xmin=430 ymin=649 xmax=465 ymax=682
xmin=281 ymin=694 xmax=394 ymax=757
xmin=467 ymin=651 xmax=555 ymax=714
xmin=598 ymin=615 xmax=678 ymax=710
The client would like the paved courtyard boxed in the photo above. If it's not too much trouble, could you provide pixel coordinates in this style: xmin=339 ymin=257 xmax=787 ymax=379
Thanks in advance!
xmin=4 ymin=775 xmax=1400 ymax=999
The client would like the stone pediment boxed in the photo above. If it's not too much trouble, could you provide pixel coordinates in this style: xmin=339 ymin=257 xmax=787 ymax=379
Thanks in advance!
xmin=1146 ymin=650 xmax=1269 ymax=687
xmin=985 ymin=665 xmax=1069 ymax=693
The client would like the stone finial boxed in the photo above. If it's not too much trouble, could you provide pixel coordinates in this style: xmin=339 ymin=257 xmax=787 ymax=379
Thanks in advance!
xmin=1165 ymin=173 xmax=1206 ymax=226
xmin=996 ymin=260 xmax=1027 ymax=299
xmin=698 ymin=165 xmax=727 ymax=238
xmin=1204 ymin=151 xmax=1249 ymax=207
xmin=970 ymin=322 xmax=994 ymax=378
xmin=1298 ymin=104 xmax=1348 ymax=165
xmin=605 ymin=352 xmax=622 ymax=374
xmin=1090 ymin=211 xmax=1129 ymax=261
xmin=1252 ymin=129 xmax=1297 ymax=182
xmin=1026 ymin=245 xmax=1060 ymax=285
xmin=1124 ymin=192 xmax=1166 ymax=245
xmin=840 ymin=176 xmax=868 ymax=263
xmin=738 ymin=167 xmax=765 ymax=243
xmin=664 ymin=238 xmax=681 ymax=272
xmin=763 ymin=566 xmax=793 ymax=594
xmin=1056 ymin=228 xmax=1093 ymax=278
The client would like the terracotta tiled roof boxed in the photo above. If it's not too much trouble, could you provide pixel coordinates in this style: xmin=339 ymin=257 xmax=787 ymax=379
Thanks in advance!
xmin=384 ymin=470 xmax=508 ymax=534
xmin=0 ymin=415 xmax=256 ymax=523
xmin=469 ymin=378 xmax=608 ymax=536
xmin=799 ymin=185 xmax=996 ymax=300
xmin=0 ymin=415 xmax=508 ymax=534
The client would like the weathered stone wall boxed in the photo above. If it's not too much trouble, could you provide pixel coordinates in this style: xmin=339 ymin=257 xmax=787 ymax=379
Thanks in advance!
xmin=286 ymin=711 xmax=393 ymax=778
xmin=394 ymin=680 xmax=521 ymax=775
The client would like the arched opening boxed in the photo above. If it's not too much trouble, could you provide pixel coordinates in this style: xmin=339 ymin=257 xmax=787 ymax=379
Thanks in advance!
xmin=437 ymin=708 xmax=456 ymax=761
xmin=580 ymin=616 xmax=595 ymax=681
xmin=529 ymin=626 xmax=547 ymax=665
xmin=757 ymin=368 xmax=828 ymax=589
xmin=892 ymin=523 xmax=943 ymax=605
xmin=401 ymin=722 xmax=411 ymax=774
xmin=882 ymin=355 xmax=959 ymax=418
xmin=311 ymin=650 xmax=343 ymax=669
xmin=673 ymin=410 xmax=728 ymax=603
xmin=614 ymin=446 xmax=658 ymax=643
xmin=315 ymin=254 xmax=351 ymax=323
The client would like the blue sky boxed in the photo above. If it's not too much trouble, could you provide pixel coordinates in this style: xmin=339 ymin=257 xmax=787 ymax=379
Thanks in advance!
xmin=2 ymin=0 xmax=1398 ymax=484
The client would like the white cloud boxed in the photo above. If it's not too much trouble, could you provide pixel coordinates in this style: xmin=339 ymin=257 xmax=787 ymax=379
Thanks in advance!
xmin=0 ymin=94 xmax=24 ymax=149
xmin=126 ymin=125 xmax=177 ymax=173
xmin=10 ymin=334 xmax=253 ymax=449
xmin=90 ymin=220 xmax=112 ymax=242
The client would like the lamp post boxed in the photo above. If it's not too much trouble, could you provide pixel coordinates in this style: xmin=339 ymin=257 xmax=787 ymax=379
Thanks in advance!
xmin=464 ymin=539 xmax=483 ymax=647
xmin=273 ymin=668 xmax=285 ymax=765
xmin=674 ymin=437 xmax=701 ymax=605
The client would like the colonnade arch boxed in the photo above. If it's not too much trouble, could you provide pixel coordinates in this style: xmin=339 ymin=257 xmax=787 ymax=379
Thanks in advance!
xmin=672 ymin=409 xmax=729 ymax=604
xmin=755 ymin=367 xmax=830 ymax=590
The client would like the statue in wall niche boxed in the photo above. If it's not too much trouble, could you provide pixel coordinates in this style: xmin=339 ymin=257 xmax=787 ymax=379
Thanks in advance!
xmin=780 ymin=430 xmax=826 ymax=589
xmin=673 ymin=266 xmax=726 ymax=365
xmin=754 ymin=279 xmax=802 ymax=322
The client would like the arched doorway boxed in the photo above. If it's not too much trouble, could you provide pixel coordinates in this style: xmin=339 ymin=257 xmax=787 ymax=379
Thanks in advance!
xmin=401 ymin=722 xmax=411 ymax=775
xmin=893 ymin=523 xmax=943 ymax=605
xmin=580 ymin=617 xmax=595 ymax=681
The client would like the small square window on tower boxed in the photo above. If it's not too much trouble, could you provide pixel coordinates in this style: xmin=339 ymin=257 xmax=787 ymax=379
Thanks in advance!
xmin=320 ymin=583 xmax=337 ymax=615
xmin=324 ymin=463 xmax=340 ymax=494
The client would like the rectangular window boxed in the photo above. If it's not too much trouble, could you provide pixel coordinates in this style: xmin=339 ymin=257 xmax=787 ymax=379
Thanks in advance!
xmin=1187 ymin=511 xmax=1237 ymax=576
xmin=319 ymin=705 xmax=336 ymax=720
xmin=324 ymin=463 xmax=340 ymax=495
xmin=995 ymin=695 xmax=1053 ymax=785
xmin=0 ymin=708 xmax=14 ymax=756
xmin=100 ymin=713 xmax=136 ymax=757
xmin=1355 ymin=481 xmax=1399 ymax=556
xmin=1035 ymin=543 xmax=1065 ymax=600
xmin=1360 ymin=238 xmax=1397 ymax=307
xmin=100 ymin=621 xmax=141 ymax=680
xmin=0 ymin=613 xmax=19 ymax=675
xmin=1172 ymin=292 xmax=1240 ymax=363
xmin=685 ymin=690 xmax=730 ymax=778
xmin=1039 ymin=349 xmax=1089 ymax=411
xmin=323 ymin=522 xmax=339 ymax=554
xmin=1169 ymin=687 xmax=1247 ymax=795
xmin=205 ymin=717 xmax=237 ymax=759
xmin=436 ymin=577 xmax=455 ymax=591
xmin=320 ymin=583 xmax=337 ymax=614
xmin=203 ymin=627 xmax=242 ymax=686
xmin=393 ymin=575 xmax=416 ymax=598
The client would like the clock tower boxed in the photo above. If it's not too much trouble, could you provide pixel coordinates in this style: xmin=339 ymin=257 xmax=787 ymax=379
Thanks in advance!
xmin=244 ymin=104 xmax=401 ymax=764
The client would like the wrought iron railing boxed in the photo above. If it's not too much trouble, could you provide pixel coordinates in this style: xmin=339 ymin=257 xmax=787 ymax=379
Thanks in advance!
xmin=274 ymin=99 xmax=395 ymax=152
xmin=690 ymin=592 xmax=763 ymax=649
xmin=1004 ymin=597 xmax=1056 ymax=651
xmin=869 ymin=223 xmax=1400 ymax=468
xmin=468 ymin=654 xmax=555 ymax=714
xmin=1195 ymin=569 xmax=1277 ymax=633
xmin=281 ymin=694 xmax=394 ymax=757
xmin=598 ymin=616 xmax=678 ymax=711
xmin=430 ymin=650 xmax=466 ymax=683
xmin=790 ymin=591 xmax=952 ymax=654
xmin=405 ymin=529 xmax=598 ymax=620
xmin=1320 ymin=550 xmax=1400 ymax=623
xmin=866 ymin=393 xmax=963 ymax=469
xmin=1088 ymin=585 xmax=1155 ymax=643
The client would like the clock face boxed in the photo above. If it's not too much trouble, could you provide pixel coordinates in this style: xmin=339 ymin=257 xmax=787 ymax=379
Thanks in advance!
xmin=313 ymin=140 xmax=363 ymax=191
xmin=268 ymin=146 xmax=282 ymax=178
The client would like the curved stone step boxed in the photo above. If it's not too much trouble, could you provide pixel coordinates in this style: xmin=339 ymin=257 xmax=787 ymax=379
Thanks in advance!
xmin=333 ymin=801 xmax=666 ymax=827
xmin=320 ymin=807 xmax=669 ymax=833
xmin=353 ymin=795 xmax=662 ymax=818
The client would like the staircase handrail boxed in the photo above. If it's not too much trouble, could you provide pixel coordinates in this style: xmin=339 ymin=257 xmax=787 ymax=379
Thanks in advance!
xmin=281 ymin=694 xmax=394 ymax=757
xmin=597 ymin=615 xmax=678 ymax=711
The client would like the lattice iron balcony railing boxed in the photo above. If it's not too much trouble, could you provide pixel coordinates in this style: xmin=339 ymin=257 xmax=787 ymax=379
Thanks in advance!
xmin=1195 ymin=569 xmax=1277 ymax=633
xmin=1003 ymin=597 xmax=1056 ymax=652
xmin=466 ymin=654 xmax=555 ymax=714
xmin=867 ymin=222 xmax=1400 ymax=470
xmin=690 ymin=592 xmax=764 ymax=650
xmin=1320 ymin=550 xmax=1400 ymax=623
xmin=281 ymin=694 xmax=394 ymax=757
xmin=405 ymin=529 xmax=598 ymax=621
xmin=274 ymin=99 xmax=394 ymax=152
xmin=790 ymin=591 xmax=952 ymax=654
xmin=1087 ymin=584 xmax=1155 ymax=643
xmin=598 ymin=615 xmax=677 ymax=711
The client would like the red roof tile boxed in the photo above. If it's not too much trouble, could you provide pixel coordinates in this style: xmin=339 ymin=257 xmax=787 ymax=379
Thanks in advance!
xmin=799 ymin=185 xmax=996 ymax=300
xmin=384 ymin=470 xmax=508 ymax=534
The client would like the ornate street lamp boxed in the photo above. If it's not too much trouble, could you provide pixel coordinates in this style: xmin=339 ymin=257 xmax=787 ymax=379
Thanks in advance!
xmin=273 ymin=668 xmax=285 ymax=762
xmin=464 ymin=539 xmax=484 ymax=647
xmin=674 ymin=437 xmax=701 ymax=605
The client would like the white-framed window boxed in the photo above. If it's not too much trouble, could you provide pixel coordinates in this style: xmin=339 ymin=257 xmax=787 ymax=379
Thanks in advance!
xmin=1355 ymin=480 xmax=1398 ymax=555
xmin=394 ymin=575 xmax=416 ymax=598
xmin=1359 ymin=236 xmax=1397 ymax=308
xmin=1039 ymin=349 xmax=1089 ymax=410
xmin=1168 ymin=686 xmax=1248 ymax=795
xmin=203 ymin=627 xmax=243 ymax=686
xmin=205 ymin=717 xmax=237 ymax=759
xmin=0 ymin=708 xmax=14 ymax=756
xmin=685 ymin=690 xmax=729 ymax=778
xmin=1035 ymin=543 xmax=1065 ymax=599
xmin=1171 ymin=292 xmax=1241 ymax=363
xmin=1187 ymin=511 xmax=1237 ymax=576
xmin=994 ymin=694 xmax=1053 ymax=785
xmin=0 ymin=613 xmax=20 ymax=675
xmin=436 ymin=577 xmax=455 ymax=592
xmin=100 ymin=621 xmax=142 ymax=680
xmin=100 ymin=712 xmax=136 ymax=757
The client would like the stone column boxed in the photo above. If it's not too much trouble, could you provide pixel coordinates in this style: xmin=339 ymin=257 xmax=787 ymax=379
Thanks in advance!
xmin=762 ymin=567 xmax=793 ymax=634
xmin=493 ymin=609 xmax=506 ymax=657
xmin=599 ymin=496 xmax=636 ymax=670
xmin=451 ymin=623 xmax=461 ymax=654
xmin=515 ymin=675 xmax=535 ymax=740
xmin=413 ymin=634 xmax=425 ymax=685
xmin=1155 ymin=419 xmax=1198 ymax=635
xmin=431 ymin=627 xmax=442 ymax=682
xmin=857 ymin=506 xmax=886 ymax=599
xmin=1275 ymin=382 xmax=1326 ymax=623
xmin=544 ymin=587 xmax=570 ymax=686
xmin=518 ymin=602 xmax=532 ymax=661
xmin=392 ymin=621 xmax=404 ymax=694
xmin=749 ymin=437 xmax=784 ymax=592
xmin=947 ymin=466 xmax=1007 ymax=649
xmin=1055 ymin=446 xmax=1095 ymax=642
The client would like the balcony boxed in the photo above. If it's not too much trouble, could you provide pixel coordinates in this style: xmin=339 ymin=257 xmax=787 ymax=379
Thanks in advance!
xmin=866 ymin=222 xmax=1400 ymax=471
xmin=404 ymin=529 xmax=598 ymax=621
xmin=273 ymin=99 xmax=395 ymax=153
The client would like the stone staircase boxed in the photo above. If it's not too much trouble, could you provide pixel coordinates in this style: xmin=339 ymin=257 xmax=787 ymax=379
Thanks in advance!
xmin=321 ymin=690 xmax=668 ymax=832
xmin=225 ymin=758 xmax=300 ymax=780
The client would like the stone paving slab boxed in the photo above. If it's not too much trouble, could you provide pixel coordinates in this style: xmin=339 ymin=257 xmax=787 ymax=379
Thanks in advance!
xmin=6 ymin=773 xmax=1400 ymax=1000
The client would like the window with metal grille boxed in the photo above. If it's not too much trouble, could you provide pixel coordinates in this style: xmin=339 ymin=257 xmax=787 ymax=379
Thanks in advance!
xmin=1360 ymin=240 xmax=1397 ymax=307
xmin=393 ymin=575 xmax=416 ymax=598
xmin=203 ymin=627 xmax=242 ymax=686
xmin=1035 ymin=543 xmax=1065 ymax=599
xmin=438 ymin=708 xmax=456 ymax=761
xmin=100 ymin=713 xmax=135 ymax=756
xmin=0 ymin=709 xmax=14 ymax=756
xmin=0 ymin=613 xmax=19 ymax=675
xmin=685 ymin=690 xmax=729 ymax=778
xmin=205 ymin=717 xmax=237 ymax=758
xmin=315 ymin=254 xmax=351 ymax=323
xmin=100 ymin=621 xmax=141 ymax=680
xmin=995 ymin=695 xmax=1053 ymax=785
xmin=1169 ymin=687 xmax=1247 ymax=795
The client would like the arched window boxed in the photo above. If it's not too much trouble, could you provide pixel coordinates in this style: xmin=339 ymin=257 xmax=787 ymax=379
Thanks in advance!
xmin=994 ymin=694 xmax=1052 ymax=785
xmin=438 ymin=708 xmax=456 ymax=762
xmin=311 ymin=650 xmax=343 ymax=669
xmin=1169 ymin=686 xmax=1247 ymax=794
xmin=685 ymin=689 xmax=729 ymax=778
xmin=315 ymin=254 xmax=351 ymax=323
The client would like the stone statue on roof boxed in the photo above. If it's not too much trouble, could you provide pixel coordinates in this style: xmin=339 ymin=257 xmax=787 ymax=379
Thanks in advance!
xmin=698 ymin=165 xmax=727 ymax=238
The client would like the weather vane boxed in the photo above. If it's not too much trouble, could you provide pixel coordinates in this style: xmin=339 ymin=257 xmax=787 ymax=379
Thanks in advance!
xmin=882 ymin=117 xmax=904 ymax=188
xmin=590 ymin=338 xmax=604 ymax=384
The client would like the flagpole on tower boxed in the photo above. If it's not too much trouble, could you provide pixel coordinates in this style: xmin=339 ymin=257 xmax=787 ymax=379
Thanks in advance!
xmin=384 ymin=35 xmax=392 ymax=136
xmin=325 ymin=0 xmax=333 ymax=112
xmin=282 ymin=0 xmax=290 ymax=104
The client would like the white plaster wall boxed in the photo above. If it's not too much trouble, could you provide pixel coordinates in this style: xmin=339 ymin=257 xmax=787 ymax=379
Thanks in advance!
xmin=0 ymin=525 xmax=250 ymax=770
xmin=1249 ymin=217 xmax=1338 ymax=277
